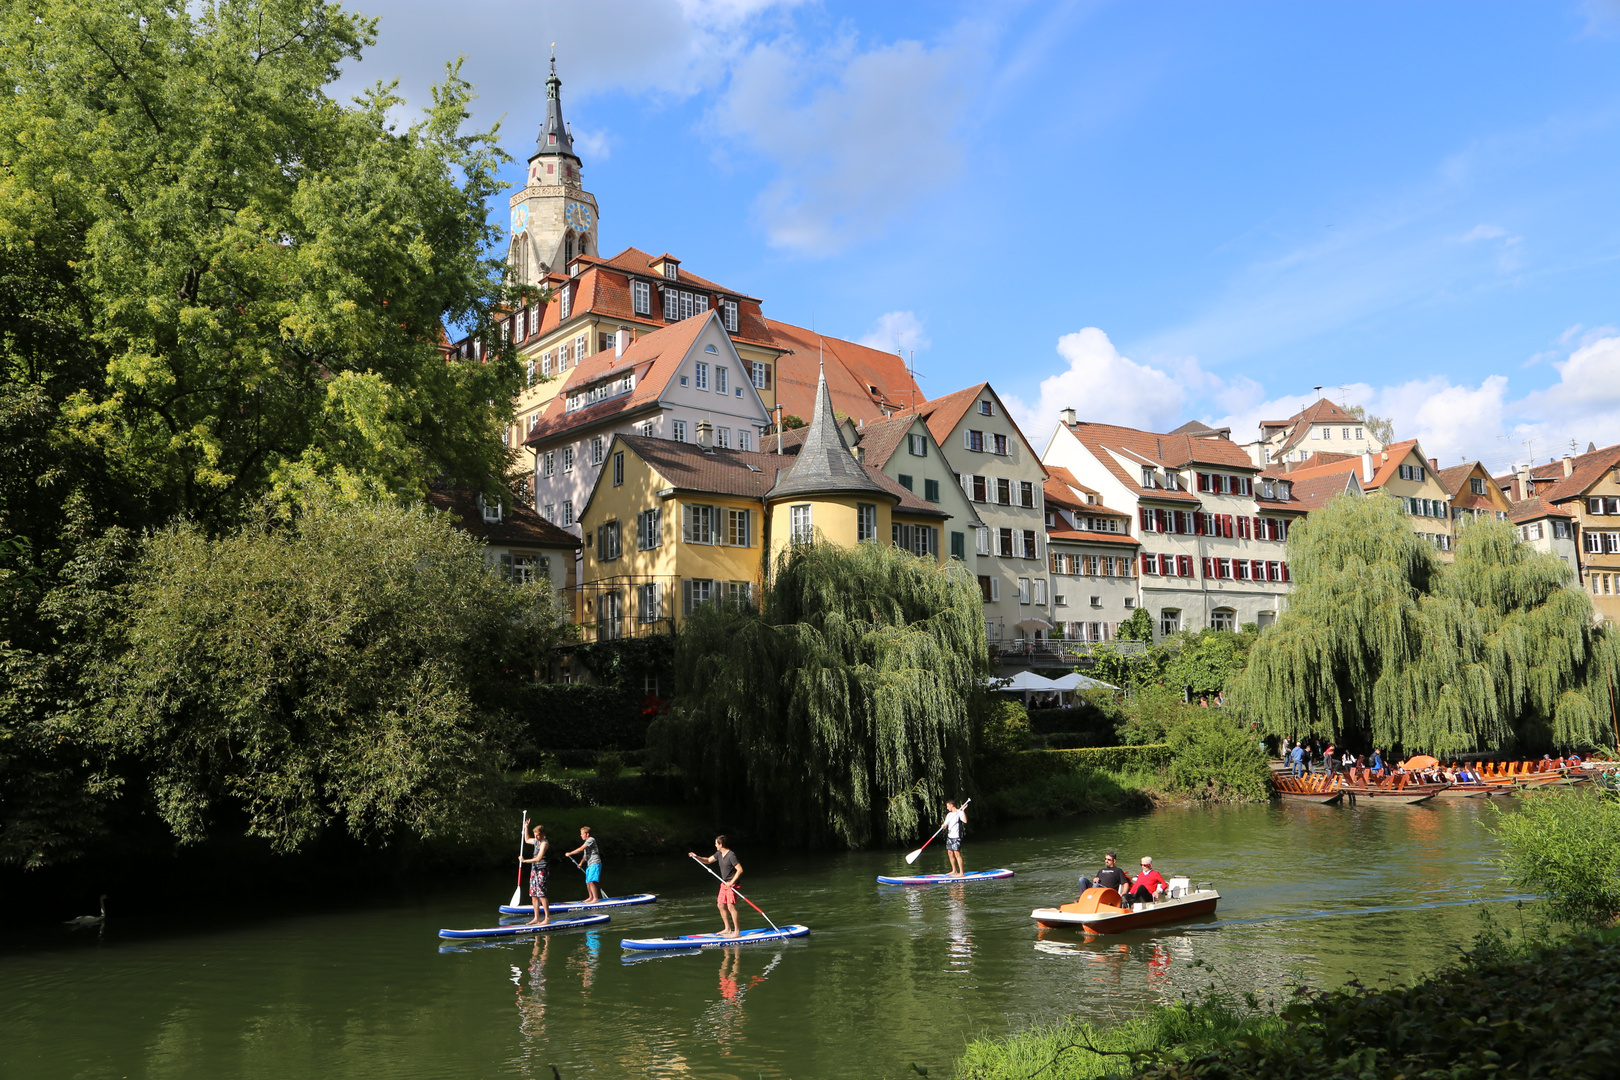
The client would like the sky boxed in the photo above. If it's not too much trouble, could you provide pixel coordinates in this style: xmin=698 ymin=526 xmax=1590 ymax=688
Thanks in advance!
xmin=334 ymin=0 xmax=1620 ymax=474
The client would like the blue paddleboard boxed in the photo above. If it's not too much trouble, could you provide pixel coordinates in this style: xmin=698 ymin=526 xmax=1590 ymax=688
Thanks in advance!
xmin=876 ymin=868 xmax=1015 ymax=885
xmin=439 ymin=914 xmax=610 ymax=939
xmin=498 ymin=893 xmax=657 ymax=915
xmin=620 ymin=924 xmax=810 ymax=951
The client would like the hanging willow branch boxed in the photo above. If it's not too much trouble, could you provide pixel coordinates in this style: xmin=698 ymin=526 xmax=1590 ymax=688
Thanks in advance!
xmin=1229 ymin=494 xmax=1620 ymax=755
xmin=658 ymin=542 xmax=988 ymax=848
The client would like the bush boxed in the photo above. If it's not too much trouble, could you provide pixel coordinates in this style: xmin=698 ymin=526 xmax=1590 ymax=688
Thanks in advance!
xmin=593 ymin=752 xmax=625 ymax=779
xmin=1120 ymin=683 xmax=1204 ymax=744
xmin=1164 ymin=718 xmax=1272 ymax=802
xmin=979 ymin=768 xmax=1154 ymax=820
xmin=981 ymin=745 xmax=1173 ymax=788
xmin=977 ymin=699 xmax=1033 ymax=758
xmin=1028 ymin=689 xmax=1127 ymax=744
xmin=1491 ymin=786 xmax=1620 ymax=928
xmin=513 ymin=682 xmax=652 ymax=766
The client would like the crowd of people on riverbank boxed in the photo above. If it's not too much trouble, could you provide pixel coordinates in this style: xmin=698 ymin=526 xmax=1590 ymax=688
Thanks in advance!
xmin=1277 ymin=736 xmax=1586 ymax=787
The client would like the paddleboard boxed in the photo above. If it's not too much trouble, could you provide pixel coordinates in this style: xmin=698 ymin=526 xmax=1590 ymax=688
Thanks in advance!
xmin=876 ymin=869 xmax=1015 ymax=885
xmin=498 ymin=893 xmax=657 ymax=915
xmin=439 ymin=914 xmax=610 ymax=939
xmin=620 ymin=924 xmax=810 ymax=951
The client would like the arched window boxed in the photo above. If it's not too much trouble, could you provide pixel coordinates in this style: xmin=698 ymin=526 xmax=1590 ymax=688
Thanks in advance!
xmin=1210 ymin=607 xmax=1237 ymax=632
xmin=564 ymin=232 xmax=575 ymax=261
xmin=578 ymin=233 xmax=589 ymax=257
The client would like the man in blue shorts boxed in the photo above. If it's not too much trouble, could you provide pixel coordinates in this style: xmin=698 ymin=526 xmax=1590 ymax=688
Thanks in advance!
xmin=940 ymin=800 xmax=967 ymax=876
xmin=564 ymin=825 xmax=604 ymax=903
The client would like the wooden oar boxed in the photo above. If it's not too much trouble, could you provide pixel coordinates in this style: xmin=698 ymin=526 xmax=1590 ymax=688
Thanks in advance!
xmin=689 ymin=854 xmax=779 ymax=932
xmin=904 ymin=798 xmax=970 ymax=865
xmin=508 ymin=811 xmax=529 ymax=909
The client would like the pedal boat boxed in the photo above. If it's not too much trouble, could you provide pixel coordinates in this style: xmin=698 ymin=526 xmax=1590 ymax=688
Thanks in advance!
xmin=1031 ymin=885 xmax=1219 ymax=935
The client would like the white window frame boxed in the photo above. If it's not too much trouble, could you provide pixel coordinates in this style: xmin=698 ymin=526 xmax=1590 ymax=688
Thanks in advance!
xmin=722 ymin=299 xmax=739 ymax=332
xmin=561 ymin=499 xmax=574 ymax=526
xmin=752 ymin=362 xmax=768 ymax=389
xmin=638 ymin=508 xmax=662 ymax=550
xmin=542 ymin=451 xmax=555 ymax=477
xmin=716 ymin=366 xmax=728 ymax=395
xmin=673 ymin=420 xmax=687 ymax=442
xmin=857 ymin=503 xmax=877 ymax=543
xmin=790 ymin=504 xmax=814 ymax=545
xmin=561 ymin=446 xmax=574 ymax=472
xmin=694 ymin=362 xmax=709 ymax=391
xmin=632 ymin=280 xmax=651 ymax=316
xmin=683 ymin=504 xmax=716 ymax=545
xmin=591 ymin=435 xmax=604 ymax=465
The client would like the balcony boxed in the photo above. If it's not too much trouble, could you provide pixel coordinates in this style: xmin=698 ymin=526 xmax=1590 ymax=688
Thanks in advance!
xmin=988 ymin=638 xmax=1148 ymax=668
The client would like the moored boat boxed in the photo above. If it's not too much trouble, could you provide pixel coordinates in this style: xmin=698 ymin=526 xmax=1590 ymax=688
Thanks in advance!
xmin=1272 ymin=773 xmax=1345 ymax=804
xmin=1031 ymin=884 xmax=1219 ymax=935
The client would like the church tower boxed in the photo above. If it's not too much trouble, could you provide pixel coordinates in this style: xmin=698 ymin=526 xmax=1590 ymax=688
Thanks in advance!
xmin=507 ymin=52 xmax=600 ymax=287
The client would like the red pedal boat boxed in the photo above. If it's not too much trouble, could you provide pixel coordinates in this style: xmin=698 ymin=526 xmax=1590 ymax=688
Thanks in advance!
xmin=1031 ymin=884 xmax=1220 ymax=935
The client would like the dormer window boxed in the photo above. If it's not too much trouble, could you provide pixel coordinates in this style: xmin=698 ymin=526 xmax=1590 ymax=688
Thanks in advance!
xmin=1277 ymin=481 xmax=1292 ymax=500
xmin=663 ymin=261 xmax=678 ymax=280
xmin=632 ymin=280 xmax=651 ymax=316
xmin=480 ymin=495 xmax=502 ymax=524
xmin=1164 ymin=472 xmax=1180 ymax=491
xmin=1141 ymin=467 xmax=1157 ymax=489
xmin=1262 ymin=480 xmax=1275 ymax=499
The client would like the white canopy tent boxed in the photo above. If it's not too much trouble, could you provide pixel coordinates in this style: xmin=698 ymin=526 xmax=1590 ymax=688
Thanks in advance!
xmin=1048 ymin=672 xmax=1118 ymax=693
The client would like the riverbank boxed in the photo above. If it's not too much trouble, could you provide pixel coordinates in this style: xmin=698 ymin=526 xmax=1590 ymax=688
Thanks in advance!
xmin=957 ymin=924 xmax=1620 ymax=1079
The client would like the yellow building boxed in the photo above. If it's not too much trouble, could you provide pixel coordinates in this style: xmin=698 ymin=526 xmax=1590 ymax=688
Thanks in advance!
xmin=1287 ymin=439 xmax=1457 ymax=555
xmin=573 ymin=369 xmax=950 ymax=641
xmin=1435 ymin=461 xmax=1514 ymax=536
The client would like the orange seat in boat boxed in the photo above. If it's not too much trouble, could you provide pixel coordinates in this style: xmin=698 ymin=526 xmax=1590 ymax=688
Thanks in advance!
xmin=1060 ymin=887 xmax=1126 ymax=915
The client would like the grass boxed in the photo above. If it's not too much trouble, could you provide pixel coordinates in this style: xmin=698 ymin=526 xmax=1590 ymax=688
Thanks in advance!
xmin=955 ymin=997 xmax=1278 ymax=1080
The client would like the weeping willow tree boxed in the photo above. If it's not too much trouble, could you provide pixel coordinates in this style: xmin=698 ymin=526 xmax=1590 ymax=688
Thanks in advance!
xmin=657 ymin=542 xmax=988 ymax=848
xmin=1230 ymin=493 xmax=1620 ymax=756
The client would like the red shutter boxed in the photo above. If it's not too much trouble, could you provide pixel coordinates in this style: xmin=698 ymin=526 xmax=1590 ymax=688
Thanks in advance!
xmin=1141 ymin=553 xmax=1153 ymax=575
xmin=1197 ymin=472 xmax=1209 ymax=492
xmin=1280 ymin=561 xmax=1290 ymax=583
xmin=1252 ymin=559 xmax=1263 ymax=580
xmin=1193 ymin=513 xmax=1204 ymax=536
xmin=1252 ymin=516 xmax=1262 ymax=538
xmin=1139 ymin=507 xmax=1150 ymax=531
xmin=1201 ymin=556 xmax=1212 ymax=578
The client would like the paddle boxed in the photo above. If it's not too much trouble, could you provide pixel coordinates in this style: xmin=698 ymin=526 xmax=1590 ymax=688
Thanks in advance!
xmin=689 ymin=854 xmax=780 ymax=932
xmin=904 ymin=798 xmax=970 ymax=865
xmin=508 ymin=811 xmax=529 ymax=909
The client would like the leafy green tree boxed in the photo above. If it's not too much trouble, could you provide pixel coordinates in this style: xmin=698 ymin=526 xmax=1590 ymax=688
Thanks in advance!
xmin=1164 ymin=717 xmax=1272 ymax=801
xmin=98 ymin=490 xmax=565 ymax=852
xmin=1117 ymin=608 xmax=1154 ymax=642
xmin=1491 ymin=787 xmax=1620 ymax=930
xmin=1345 ymin=403 xmax=1395 ymax=446
xmin=1230 ymin=495 xmax=1619 ymax=755
xmin=658 ymin=542 xmax=987 ymax=848
xmin=1160 ymin=627 xmax=1258 ymax=699
xmin=0 ymin=0 xmax=522 ymax=864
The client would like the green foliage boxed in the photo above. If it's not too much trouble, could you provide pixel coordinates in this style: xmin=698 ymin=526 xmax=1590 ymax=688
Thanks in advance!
xmin=1120 ymin=683 xmax=1204 ymax=744
xmin=1028 ymin=690 xmax=1128 ymax=746
xmin=658 ymin=541 xmax=988 ymax=848
xmin=779 ymin=414 xmax=807 ymax=430
xmin=516 ymin=682 xmax=653 ymax=760
xmin=977 ymin=699 xmax=1032 ymax=758
xmin=979 ymin=767 xmax=1155 ymax=820
xmin=1160 ymin=628 xmax=1258 ymax=698
xmin=1117 ymin=608 xmax=1155 ymax=642
xmin=570 ymin=635 xmax=677 ymax=691
xmin=980 ymin=745 xmax=1174 ymax=788
xmin=1491 ymin=786 xmax=1620 ymax=929
xmin=593 ymin=752 xmax=626 ymax=780
xmin=0 ymin=0 xmax=525 ymax=865
xmin=1131 ymin=933 xmax=1620 ymax=1080
xmin=1164 ymin=718 xmax=1272 ymax=801
xmin=98 ymin=491 xmax=566 ymax=852
xmin=1345 ymin=403 xmax=1396 ymax=446
xmin=1230 ymin=495 xmax=1619 ymax=755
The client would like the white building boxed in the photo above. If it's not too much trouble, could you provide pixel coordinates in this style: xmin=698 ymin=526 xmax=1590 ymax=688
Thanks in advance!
xmin=1042 ymin=467 xmax=1140 ymax=642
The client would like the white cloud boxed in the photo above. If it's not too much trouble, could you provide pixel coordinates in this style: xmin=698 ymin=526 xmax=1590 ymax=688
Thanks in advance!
xmin=1458 ymin=223 xmax=1507 ymax=242
xmin=859 ymin=311 xmax=931 ymax=355
xmin=1004 ymin=328 xmax=1194 ymax=437
xmin=713 ymin=32 xmax=979 ymax=255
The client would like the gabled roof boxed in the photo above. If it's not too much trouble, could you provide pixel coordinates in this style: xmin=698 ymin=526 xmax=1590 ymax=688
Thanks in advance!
xmin=1058 ymin=419 xmax=1256 ymax=503
xmin=1283 ymin=470 xmax=1363 ymax=512
xmin=1509 ymin=496 xmax=1574 ymax=523
xmin=769 ymin=365 xmax=890 ymax=501
xmin=1170 ymin=419 xmax=1232 ymax=438
xmin=522 ymin=312 xmax=716 ymax=445
xmin=763 ymin=319 xmax=926 ymax=425
xmin=1539 ymin=445 xmax=1620 ymax=504
xmin=1287 ymin=439 xmax=1425 ymax=491
xmin=1045 ymin=522 xmax=1140 ymax=547
xmin=428 ymin=487 xmax=581 ymax=548
xmin=1041 ymin=466 xmax=1130 ymax=518
xmin=851 ymin=413 xmax=920 ymax=470
xmin=1269 ymin=398 xmax=1369 ymax=455
xmin=908 ymin=383 xmax=988 ymax=448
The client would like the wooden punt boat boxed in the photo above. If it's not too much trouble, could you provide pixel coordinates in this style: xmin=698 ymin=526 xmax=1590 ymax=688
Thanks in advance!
xmin=1272 ymin=773 xmax=1344 ymax=804
xmin=1031 ymin=885 xmax=1220 ymax=935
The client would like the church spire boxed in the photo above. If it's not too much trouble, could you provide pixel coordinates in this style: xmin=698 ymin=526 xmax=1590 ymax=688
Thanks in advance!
xmin=537 ymin=46 xmax=577 ymax=161
xmin=769 ymin=359 xmax=887 ymax=500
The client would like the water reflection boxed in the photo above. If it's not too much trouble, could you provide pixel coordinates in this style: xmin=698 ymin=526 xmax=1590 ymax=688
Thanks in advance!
xmin=697 ymin=948 xmax=783 ymax=1055
xmin=944 ymin=885 xmax=974 ymax=974
xmin=511 ymin=935 xmax=552 ymax=1074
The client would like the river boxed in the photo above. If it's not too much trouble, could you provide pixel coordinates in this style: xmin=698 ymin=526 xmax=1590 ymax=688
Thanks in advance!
xmin=0 ymin=800 xmax=1522 ymax=1079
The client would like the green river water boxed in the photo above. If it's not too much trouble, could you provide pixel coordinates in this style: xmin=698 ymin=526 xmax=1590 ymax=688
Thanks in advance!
xmin=1 ymin=801 xmax=1522 ymax=1080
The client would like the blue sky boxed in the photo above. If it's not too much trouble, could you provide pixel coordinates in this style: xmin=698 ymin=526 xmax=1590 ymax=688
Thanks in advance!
xmin=338 ymin=0 xmax=1620 ymax=473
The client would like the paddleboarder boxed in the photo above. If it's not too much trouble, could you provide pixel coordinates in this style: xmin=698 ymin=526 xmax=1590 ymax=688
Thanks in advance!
xmin=688 ymin=835 xmax=744 ymax=937
xmin=520 ymin=822 xmax=552 ymax=925
xmin=563 ymin=825 xmax=605 ymax=903
xmin=940 ymin=800 xmax=968 ymax=877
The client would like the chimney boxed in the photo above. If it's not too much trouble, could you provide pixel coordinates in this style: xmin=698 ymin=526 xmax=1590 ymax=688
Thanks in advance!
xmin=1517 ymin=463 xmax=1532 ymax=500
xmin=1564 ymin=456 xmax=1575 ymax=477
xmin=1060 ymin=407 xmax=1077 ymax=426
xmin=614 ymin=327 xmax=630 ymax=358
xmin=1429 ymin=458 xmax=1438 ymax=472
xmin=696 ymin=420 xmax=713 ymax=451
xmin=1362 ymin=451 xmax=1375 ymax=484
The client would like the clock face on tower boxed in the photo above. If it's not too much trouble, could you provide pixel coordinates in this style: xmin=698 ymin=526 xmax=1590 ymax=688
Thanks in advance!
xmin=510 ymin=203 xmax=529 ymax=236
xmin=565 ymin=201 xmax=594 ymax=233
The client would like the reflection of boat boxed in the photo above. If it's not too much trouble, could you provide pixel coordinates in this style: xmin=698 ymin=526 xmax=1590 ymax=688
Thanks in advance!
xmin=620 ymin=924 xmax=810 ymax=952
xmin=876 ymin=869 xmax=1014 ymax=885
xmin=1031 ymin=885 xmax=1220 ymax=935
xmin=439 ymin=914 xmax=611 ymax=939
xmin=498 ymin=893 xmax=657 ymax=915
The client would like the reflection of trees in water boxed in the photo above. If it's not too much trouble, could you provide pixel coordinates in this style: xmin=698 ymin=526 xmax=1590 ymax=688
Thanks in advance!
xmin=696 ymin=948 xmax=783 ymax=1054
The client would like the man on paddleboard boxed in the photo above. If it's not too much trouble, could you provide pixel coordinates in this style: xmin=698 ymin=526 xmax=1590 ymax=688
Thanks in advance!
xmin=520 ymin=822 xmax=551 ymax=925
xmin=941 ymin=801 xmax=968 ymax=877
xmin=564 ymin=826 xmax=604 ymax=903
xmin=688 ymin=836 xmax=744 ymax=937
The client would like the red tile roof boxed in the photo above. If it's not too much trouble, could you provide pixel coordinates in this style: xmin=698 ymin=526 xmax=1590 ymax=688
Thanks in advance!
xmin=1057 ymin=420 xmax=1255 ymax=503
xmin=1509 ymin=496 xmax=1573 ymax=523
xmin=1287 ymin=439 xmax=1424 ymax=491
xmin=1270 ymin=398 xmax=1368 ymax=455
xmin=763 ymin=319 xmax=926 ymax=425
xmin=1283 ymin=470 xmax=1362 ymax=512
xmin=1538 ymin=445 xmax=1620 ymax=504
xmin=1045 ymin=525 xmax=1140 ymax=546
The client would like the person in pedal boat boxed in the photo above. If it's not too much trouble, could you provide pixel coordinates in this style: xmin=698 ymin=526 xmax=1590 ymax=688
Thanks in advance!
xmin=1078 ymin=851 xmax=1130 ymax=895
xmin=564 ymin=826 xmax=604 ymax=903
xmin=1122 ymin=856 xmax=1169 ymax=904
xmin=689 ymin=836 xmax=744 ymax=937
xmin=940 ymin=801 xmax=968 ymax=877
xmin=520 ymin=822 xmax=552 ymax=925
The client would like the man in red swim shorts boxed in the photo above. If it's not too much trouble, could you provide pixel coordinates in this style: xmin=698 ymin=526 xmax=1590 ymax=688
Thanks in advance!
xmin=689 ymin=835 xmax=744 ymax=936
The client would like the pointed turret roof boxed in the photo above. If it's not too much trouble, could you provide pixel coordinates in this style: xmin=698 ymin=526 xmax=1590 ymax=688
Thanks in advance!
xmin=768 ymin=363 xmax=889 ymax=501
xmin=534 ymin=50 xmax=577 ymax=162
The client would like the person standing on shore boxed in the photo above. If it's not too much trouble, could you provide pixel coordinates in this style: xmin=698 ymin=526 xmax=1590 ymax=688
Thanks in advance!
xmin=521 ymin=822 xmax=551 ymax=925
xmin=940 ymin=800 xmax=968 ymax=877
xmin=564 ymin=826 xmax=604 ymax=903
xmin=1290 ymin=741 xmax=1306 ymax=777
xmin=689 ymin=836 xmax=744 ymax=937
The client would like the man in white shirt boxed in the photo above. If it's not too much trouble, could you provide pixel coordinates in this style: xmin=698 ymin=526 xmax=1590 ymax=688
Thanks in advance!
xmin=941 ymin=800 xmax=968 ymax=877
